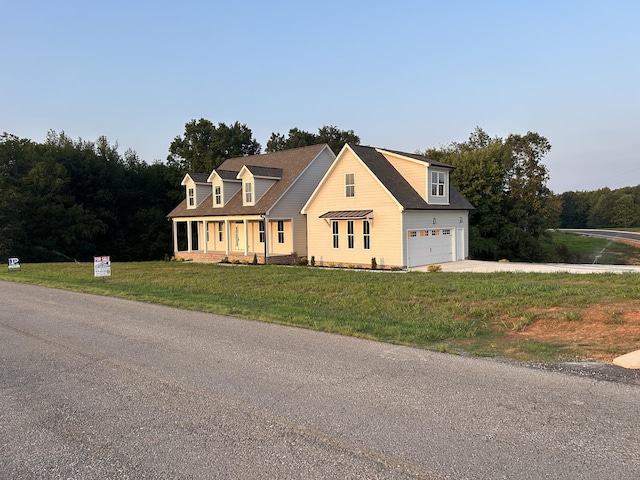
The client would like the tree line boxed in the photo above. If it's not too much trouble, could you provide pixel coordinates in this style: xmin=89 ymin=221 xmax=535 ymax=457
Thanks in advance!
xmin=559 ymin=187 xmax=640 ymax=229
xmin=1 ymin=120 xmax=636 ymax=264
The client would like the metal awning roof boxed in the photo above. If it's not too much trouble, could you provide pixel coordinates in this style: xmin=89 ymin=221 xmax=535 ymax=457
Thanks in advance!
xmin=318 ymin=210 xmax=373 ymax=220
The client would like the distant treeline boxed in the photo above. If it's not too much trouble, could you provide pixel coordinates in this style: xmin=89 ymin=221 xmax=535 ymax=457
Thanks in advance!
xmin=559 ymin=187 xmax=640 ymax=229
xmin=0 ymin=131 xmax=183 ymax=262
xmin=1 ymin=125 xmax=638 ymax=264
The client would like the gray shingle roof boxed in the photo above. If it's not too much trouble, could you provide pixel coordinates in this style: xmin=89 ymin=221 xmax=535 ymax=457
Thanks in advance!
xmin=168 ymin=144 xmax=328 ymax=218
xmin=349 ymin=145 xmax=474 ymax=211
xmin=188 ymin=173 xmax=210 ymax=183
xmin=243 ymin=165 xmax=283 ymax=179
xmin=214 ymin=170 xmax=240 ymax=181
xmin=378 ymin=148 xmax=456 ymax=169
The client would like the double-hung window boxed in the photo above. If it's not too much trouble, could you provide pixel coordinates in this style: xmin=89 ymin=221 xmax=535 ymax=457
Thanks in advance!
xmin=259 ymin=220 xmax=265 ymax=243
xmin=363 ymin=220 xmax=370 ymax=249
xmin=332 ymin=221 xmax=339 ymax=248
xmin=188 ymin=188 xmax=195 ymax=206
xmin=214 ymin=186 xmax=222 ymax=205
xmin=347 ymin=221 xmax=354 ymax=249
xmin=244 ymin=182 xmax=252 ymax=203
xmin=345 ymin=173 xmax=355 ymax=198
xmin=218 ymin=221 xmax=224 ymax=242
xmin=431 ymin=171 xmax=446 ymax=197
xmin=277 ymin=220 xmax=285 ymax=244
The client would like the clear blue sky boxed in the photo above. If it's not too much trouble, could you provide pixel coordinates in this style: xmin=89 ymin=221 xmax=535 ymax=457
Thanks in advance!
xmin=2 ymin=0 xmax=638 ymax=192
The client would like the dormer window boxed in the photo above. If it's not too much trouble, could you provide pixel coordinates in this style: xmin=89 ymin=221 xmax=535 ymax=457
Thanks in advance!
xmin=244 ymin=182 xmax=253 ymax=204
xmin=214 ymin=186 xmax=222 ymax=206
xmin=431 ymin=171 xmax=446 ymax=197
xmin=188 ymin=188 xmax=195 ymax=206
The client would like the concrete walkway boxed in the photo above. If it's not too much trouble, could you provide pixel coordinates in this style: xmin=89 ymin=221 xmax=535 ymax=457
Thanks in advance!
xmin=415 ymin=260 xmax=640 ymax=274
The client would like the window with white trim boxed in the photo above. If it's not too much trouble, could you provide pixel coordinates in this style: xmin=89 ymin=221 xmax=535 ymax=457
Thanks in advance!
xmin=431 ymin=171 xmax=446 ymax=197
xmin=332 ymin=221 xmax=339 ymax=248
xmin=345 ymin=173 xmax=355 ymax=198
xmin=363 ymin=220 xmax=370 ymax=250
xmin=347 ymin=221 xmax=354 ymax=249
xmin=188 ymin=187 xmax=195 ymax=206
xmin=277 ymin=220 xmax=285 ymax=244
xmin=244 ymin=182 xmax=252 ymax=203
xmin=218 ymin=221 xmax=224 ymax=242
xmin=259 ymin=220 xmax=265 ymax=243
xmin=214 ymin=186 xmax=222 ymax=205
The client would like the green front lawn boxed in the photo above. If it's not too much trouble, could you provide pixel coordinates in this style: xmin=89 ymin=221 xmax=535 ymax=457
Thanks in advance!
xmin=2 ymin=261 xmax=639 ymax=363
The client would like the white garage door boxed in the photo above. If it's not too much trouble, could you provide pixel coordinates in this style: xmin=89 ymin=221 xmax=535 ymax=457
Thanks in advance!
xmin=407 ymin=229 xmax=453 ymax=267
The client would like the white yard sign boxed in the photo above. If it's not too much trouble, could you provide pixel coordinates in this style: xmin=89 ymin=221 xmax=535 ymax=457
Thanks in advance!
xmin=94 ymin=256 xmax=111 ymax=277
xmin=8 ymin=257 xmax=20 ymax=270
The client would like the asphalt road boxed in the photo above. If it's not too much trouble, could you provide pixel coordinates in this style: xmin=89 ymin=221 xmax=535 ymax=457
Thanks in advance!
xmin=559 ymin=228 xmax=640 ymax=244
xmin=1 ymin=281 xmax=639 ymax=479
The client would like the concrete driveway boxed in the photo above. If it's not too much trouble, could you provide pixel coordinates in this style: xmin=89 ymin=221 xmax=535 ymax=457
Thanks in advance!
xmin=413 ymin=260 xmax=640 ymax=274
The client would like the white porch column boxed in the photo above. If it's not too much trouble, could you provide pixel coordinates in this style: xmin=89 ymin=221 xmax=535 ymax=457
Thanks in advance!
xmin=203 ymin=220 xmax=208 ymax=254
xmin=224 ymin=219 xmax=230 ymax=255
xmin=187 ymin=220 xmax=193 ymax=252
xmin=263 ymin=215 xmax=269 ymax=264
xmin=172 ymin=220 xmax=178 ymax=253
xmin=244 ymin=219 xmax=249 ymax=256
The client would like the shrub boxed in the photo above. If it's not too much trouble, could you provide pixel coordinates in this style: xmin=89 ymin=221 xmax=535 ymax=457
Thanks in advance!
xmin=371 ymin=257 xmax=377 ymax=270
xmin=310 ymin=256 xmax=316 ymax=267
xmin=299 ymin=256 xmax=308 ymax=266
xmin=427 ymin=264 xmax=442 ymax=273
xmin=252 ymin=253 xmax=258 ymax=265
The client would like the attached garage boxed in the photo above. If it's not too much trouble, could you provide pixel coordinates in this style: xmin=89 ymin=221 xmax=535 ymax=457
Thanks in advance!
xmin=406 ymin=228 xmax=455 ymax=267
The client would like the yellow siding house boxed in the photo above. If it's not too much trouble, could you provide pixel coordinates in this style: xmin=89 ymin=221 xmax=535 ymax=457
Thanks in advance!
xmin=168 ymin=144 xmax=335 ymax=264
xmin=301 ymin=145 xmax=474 ymax=269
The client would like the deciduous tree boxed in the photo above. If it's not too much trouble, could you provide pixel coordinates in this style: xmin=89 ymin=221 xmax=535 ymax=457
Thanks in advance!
xmin=266 ymin=125 xmax=360 ymax=154
xmin=168 ymin=119 xmax=261 ymax=173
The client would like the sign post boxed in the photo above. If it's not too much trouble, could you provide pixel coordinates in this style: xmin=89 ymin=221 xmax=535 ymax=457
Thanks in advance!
xmin=8 ymin=257 xmax=20 ymax=271
xmin=93 ymin=256 xmax=111 ymax=279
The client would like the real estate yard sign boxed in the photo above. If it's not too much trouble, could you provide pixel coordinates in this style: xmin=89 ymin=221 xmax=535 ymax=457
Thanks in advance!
xmin=8 ymin=257 xmax=20 ymax=270
xmin=94 ymin=256 xmax=111 ymax=277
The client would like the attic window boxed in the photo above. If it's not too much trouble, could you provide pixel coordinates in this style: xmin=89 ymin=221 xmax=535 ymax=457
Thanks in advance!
xmin=214 ymin=186 xmax=222 ymax=205
xmin=345 ymin=173 xmax=355 ymax=198
xmin=431 ymin=171 xmax=446 ymax=197
xmin=188 ymin=188 xmax=195 ymax=206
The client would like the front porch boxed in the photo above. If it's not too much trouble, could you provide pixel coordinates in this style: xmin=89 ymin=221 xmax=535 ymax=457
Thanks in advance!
xmin=172 ymin=216 xmax=295 ymax=265
xmin=173 ymin=251 xmax=295 ymax=265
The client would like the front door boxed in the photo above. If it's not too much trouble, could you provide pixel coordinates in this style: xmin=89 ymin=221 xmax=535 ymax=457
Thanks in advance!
xmin=234 ymin=222 xmax=245 ymax=251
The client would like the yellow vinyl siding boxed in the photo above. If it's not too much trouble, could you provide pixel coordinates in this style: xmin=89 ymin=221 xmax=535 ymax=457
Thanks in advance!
xmin=269 ymin=220 xmax=292 ymax=254
xmin=385 ymin=156 xmax=427 ymax=200
xmin=305 ymin=149 xmax=403 ymax=268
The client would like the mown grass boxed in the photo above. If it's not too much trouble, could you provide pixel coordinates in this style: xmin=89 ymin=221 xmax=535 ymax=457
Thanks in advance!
xmin=2 ymin=261 xmax=639 ymax=363
xmin=550 ymin=231 xmax=640 ymax=264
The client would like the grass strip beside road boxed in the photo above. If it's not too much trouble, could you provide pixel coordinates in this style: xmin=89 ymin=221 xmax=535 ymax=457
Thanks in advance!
xmin=2 ymin=261 xmax=639 ymax=363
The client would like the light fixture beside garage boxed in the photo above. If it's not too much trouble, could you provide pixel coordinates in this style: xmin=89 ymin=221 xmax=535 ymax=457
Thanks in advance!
xmin=432 ymin=218 xmax=436 ymax=224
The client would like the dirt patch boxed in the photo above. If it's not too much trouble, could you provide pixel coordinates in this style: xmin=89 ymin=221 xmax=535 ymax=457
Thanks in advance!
xmin=506 ymin=302 xmax=640 ymax=361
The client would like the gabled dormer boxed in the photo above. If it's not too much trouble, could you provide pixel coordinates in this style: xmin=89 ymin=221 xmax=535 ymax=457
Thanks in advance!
xmin=236 ymin=165 xmax=282 ymax=206
xmin=181 ymin=173 xmax=210 ymax=209
xmin=207 ymin=169 xmax=241 ymax=208
xmin=427 ymin=167 xmax=450 ymax=205
xmin=376 ymin=148 xmax=453 ymax=206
